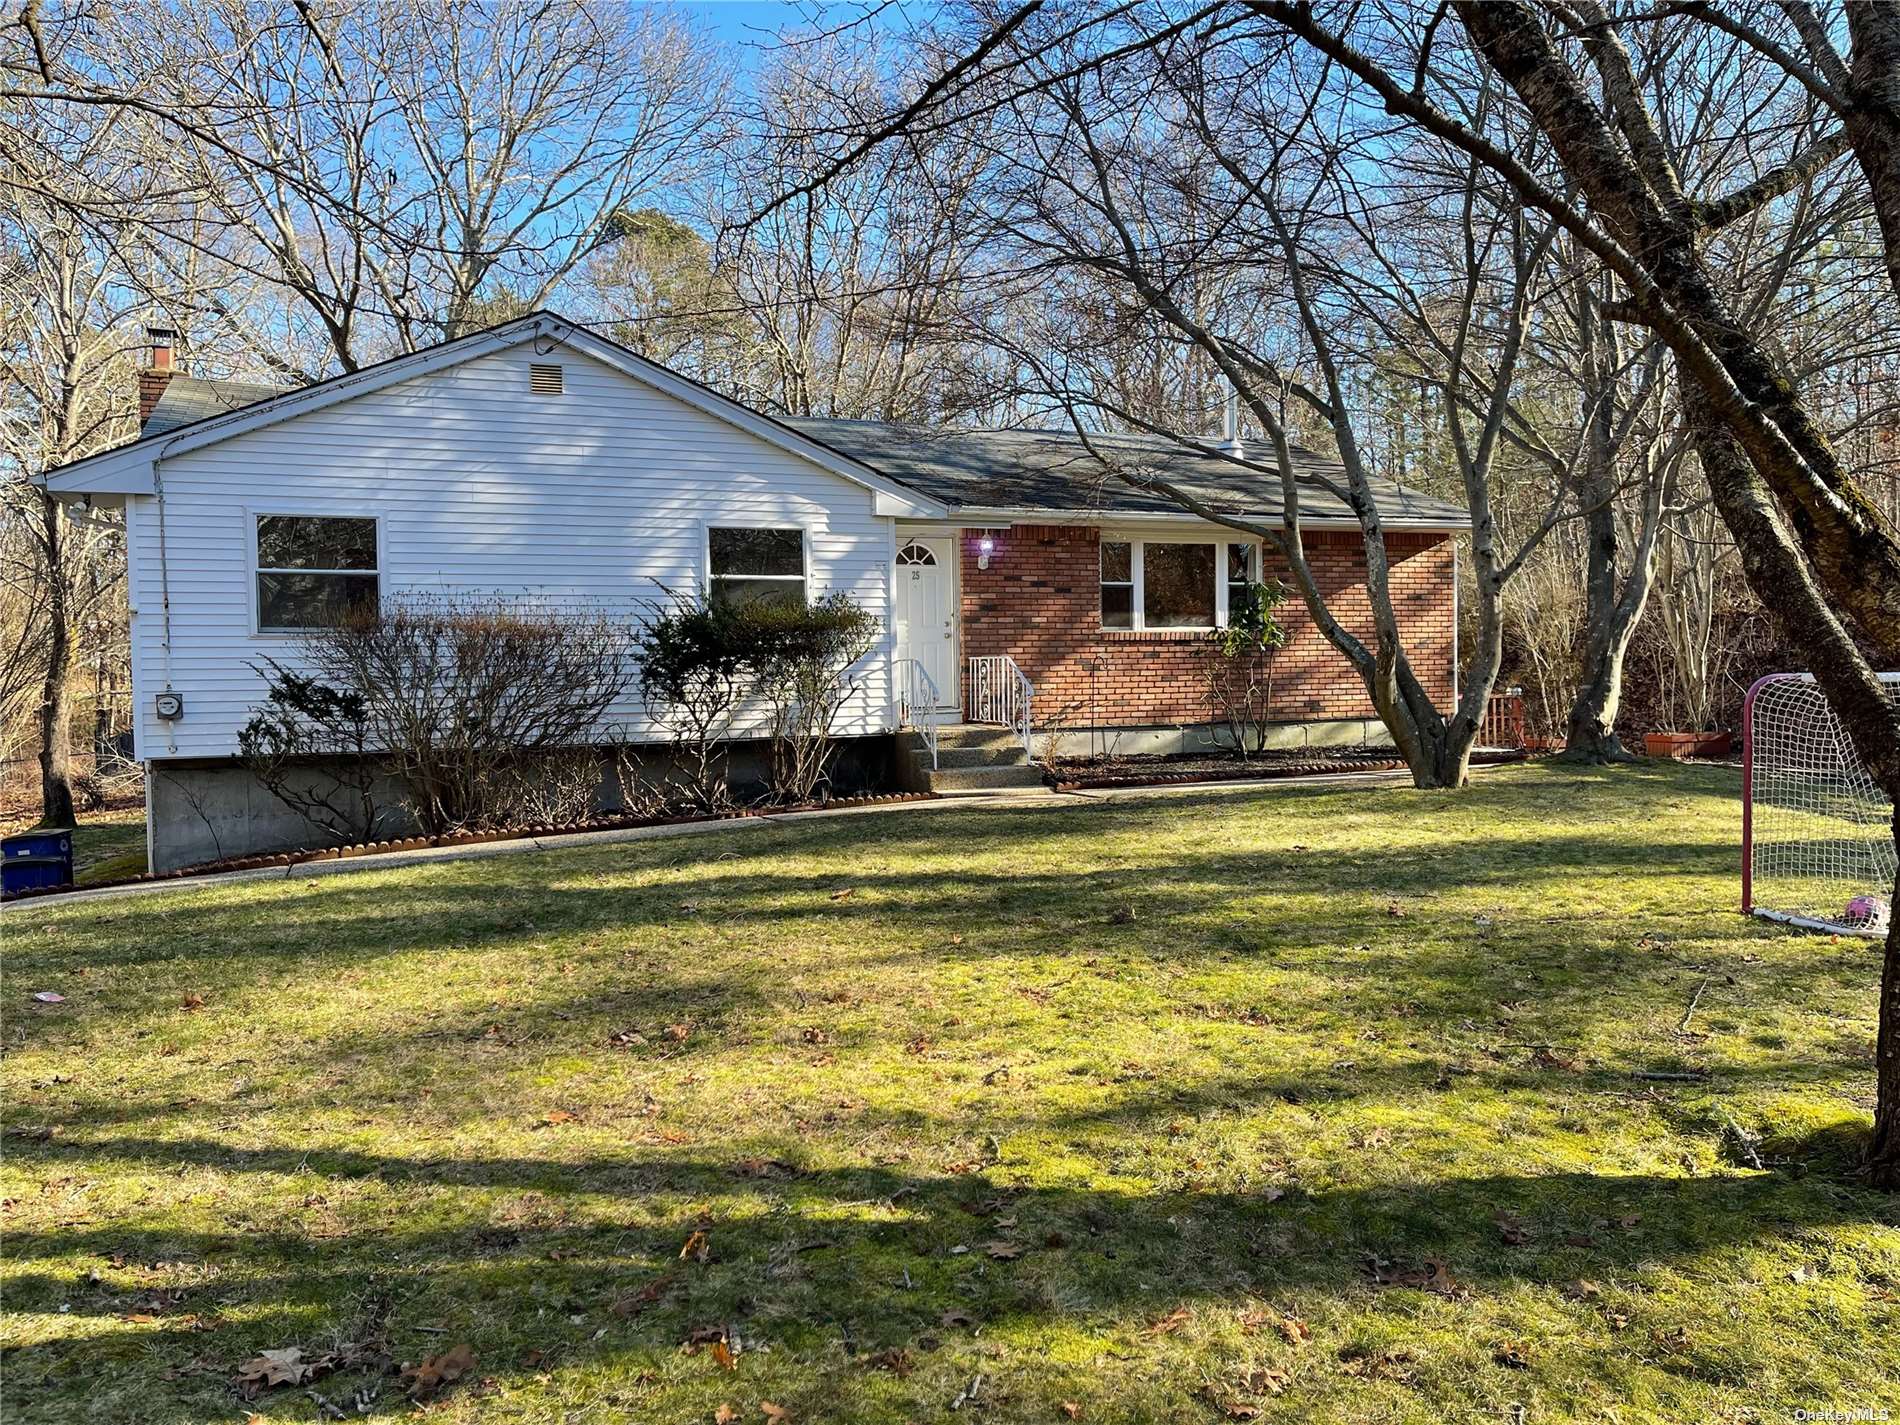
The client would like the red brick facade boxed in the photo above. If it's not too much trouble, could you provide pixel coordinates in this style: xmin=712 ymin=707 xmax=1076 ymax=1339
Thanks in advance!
xmin=957 ymin=524 xmax=1455 ymax=727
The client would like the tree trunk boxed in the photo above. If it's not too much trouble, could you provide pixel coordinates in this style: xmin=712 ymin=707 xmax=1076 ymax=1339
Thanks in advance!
xmin=1874 ymin=817 xmax=1900 ymax=1188
xmin=1563 ymin=492 xmax=1647 ymax=762
xmin=1845 ymin=0 xmax=1900 ymax=305
xmin=35 ymin=492 xmax=76 ymax=828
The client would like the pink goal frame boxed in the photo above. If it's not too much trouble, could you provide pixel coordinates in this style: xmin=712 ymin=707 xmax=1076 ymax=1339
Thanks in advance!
xmin=1739 ymin=673 xmax=1776 ymax=916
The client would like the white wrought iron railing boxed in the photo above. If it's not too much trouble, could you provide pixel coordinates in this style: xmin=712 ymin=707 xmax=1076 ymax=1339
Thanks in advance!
xmin=968 ymin=654 xmax=1034 ymax=759
xmin=894 ymin=657 xmax=943 ymax=771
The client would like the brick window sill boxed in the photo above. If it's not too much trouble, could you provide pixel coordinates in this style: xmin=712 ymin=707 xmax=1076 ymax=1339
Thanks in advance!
xmin=1097 ymin=628 xmax=1218 ymax=643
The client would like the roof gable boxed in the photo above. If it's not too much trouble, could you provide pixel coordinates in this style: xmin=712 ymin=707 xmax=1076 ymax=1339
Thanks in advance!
xmin=41 ymin=314 xmax=946 ymax=517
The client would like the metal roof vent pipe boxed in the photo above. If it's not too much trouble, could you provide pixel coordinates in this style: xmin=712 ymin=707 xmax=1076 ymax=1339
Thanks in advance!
xmin=1222 ymin=388 xmax=1246 ymax=457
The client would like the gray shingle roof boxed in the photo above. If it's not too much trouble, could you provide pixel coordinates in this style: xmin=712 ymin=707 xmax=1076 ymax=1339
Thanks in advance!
xmin=135 ymin=375 xmax=1468 ymax=528
xmin=783 ymin=416 xmax=1468 ymax=527
xmin=142 ymin=375 xmax=293 ymax=437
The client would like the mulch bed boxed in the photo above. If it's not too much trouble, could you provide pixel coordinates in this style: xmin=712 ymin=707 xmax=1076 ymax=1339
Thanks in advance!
xmin=1047 ymin=746 xmax=1528 ymax=791
xmin=0 ymin=791 xmax=935 ymax=905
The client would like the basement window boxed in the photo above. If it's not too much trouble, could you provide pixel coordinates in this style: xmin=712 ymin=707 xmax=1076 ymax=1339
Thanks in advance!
xmin=529 ymin=362 xmax=563 ymax=395
xmin=255 ymin=514 xmax=380 ymax=631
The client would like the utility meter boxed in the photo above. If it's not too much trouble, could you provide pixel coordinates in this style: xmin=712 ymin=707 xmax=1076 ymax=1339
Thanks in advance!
xmin=154 ymin=691 xmax=184 ymax=721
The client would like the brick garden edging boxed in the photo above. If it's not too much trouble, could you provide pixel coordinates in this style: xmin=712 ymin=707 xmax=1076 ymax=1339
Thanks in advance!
xmin=1048 ymin=746 xmax=1528 ymax=791
xmin=0 ymin=791 xmax=935 ymax=905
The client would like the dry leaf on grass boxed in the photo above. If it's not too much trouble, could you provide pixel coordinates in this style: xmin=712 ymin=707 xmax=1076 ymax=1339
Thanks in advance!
xmin=1274 ymin=1314 xmax=1311 ymax=1345
xmin=939 ymin=1309 xmax=975 ymax=1329
xmin=864 ymin=1347 xmax=912 ymax=1376
xmin=1494 ymin=1211 xmax=1531 ymax=1246
xmin=181 ymin=993 xmax=205 ymax=1011
xmin=982 ymin=1240 xmax=1022 ymax=1260
xmin=710 ymin=1340 xmax=736 ymax=1371
xmin=401 ymin=1342 xmax=476 ymax=1399
xmin=715 ymin=1406 xmax=738 ymax=1424
xmin=234 ymin=1346 xmax=337 ymax=1399
xmin=1060 ymin=1403 xmax=1082 ymax=1420
xmin=1493 ymin=1339 xmax=1533 ymax=1369
xmin=608 ymin=1274 xmax=672 ymax=1318
xmin=1143 ymin=1307 xmax=1191 ymax=1337
xmin=1243 ymin=1368 xmax=1291 ymax=1395
xmin=761 ymin=1404 xmax=791 ymax=1422
xmin=543 ymin=1109 xmax=578 ymax=1125
xmin=829 ymin=887 xmax=856 ymax=901
xmin=1363 ymin=1254 xmax=1465 ymax=1297
xmin=679 ymin=1230 xmax=711 ymax=1263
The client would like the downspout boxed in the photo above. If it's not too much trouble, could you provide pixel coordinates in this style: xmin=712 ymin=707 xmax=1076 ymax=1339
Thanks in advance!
xmin=1450 ymin=536 xmax=1460 ymax=710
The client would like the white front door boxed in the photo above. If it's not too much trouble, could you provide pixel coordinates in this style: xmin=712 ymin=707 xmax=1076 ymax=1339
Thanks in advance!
xmin=895 ymin=536 xmax=957 ymax=710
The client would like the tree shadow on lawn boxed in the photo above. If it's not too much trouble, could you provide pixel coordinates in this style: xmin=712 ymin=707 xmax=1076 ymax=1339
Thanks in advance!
xmin=4 ymin=816 xmax=1756 ymax=1005
xmin=6 ymin=819 xmax=1865 ymax=1147
xmin=5 ymin=1139 xmax=1892 ymax=1416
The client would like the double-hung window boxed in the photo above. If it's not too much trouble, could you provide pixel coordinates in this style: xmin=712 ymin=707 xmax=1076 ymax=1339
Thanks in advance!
xmin=255 ymin=514 xmax=379 ymax=632
xmin=1228 ymin=543 xmax=1258 ymax=611
xmin=1100 ymin=536 xmax=1260 ymax=632
xmin=1100 ymin=540 xmax=1135 ymax=628
xmin=709 ymin=526 xmax=806 ymax=607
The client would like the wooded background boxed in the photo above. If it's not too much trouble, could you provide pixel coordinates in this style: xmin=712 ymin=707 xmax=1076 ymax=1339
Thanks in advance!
xmin=4 ymin=0 xmax=1898 ymax=817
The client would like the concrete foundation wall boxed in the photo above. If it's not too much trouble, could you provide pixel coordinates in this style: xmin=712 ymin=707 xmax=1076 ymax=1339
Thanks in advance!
xmin=1031 ymin=716 xmax=1394 ymax=761
xmin=145 ymin=736 xmax=902 ymax=873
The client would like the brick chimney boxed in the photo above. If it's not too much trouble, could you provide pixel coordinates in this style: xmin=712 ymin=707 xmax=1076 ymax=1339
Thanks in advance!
xmin=138 ymin=326 xmax=178 ymax=427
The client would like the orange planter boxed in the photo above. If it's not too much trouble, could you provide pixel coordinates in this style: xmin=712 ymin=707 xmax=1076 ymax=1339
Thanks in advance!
xmin=1644 ymin=730 xmax=1732 ymax=760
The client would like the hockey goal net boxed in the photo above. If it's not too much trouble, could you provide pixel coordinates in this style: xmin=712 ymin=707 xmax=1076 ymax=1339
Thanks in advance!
xmin=1743 ymin=672 xmax=1899 ymax=935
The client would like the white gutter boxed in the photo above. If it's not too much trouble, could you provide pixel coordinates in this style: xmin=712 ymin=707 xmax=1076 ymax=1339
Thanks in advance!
xmin=945 ymin=506 xmax=1472 ymax=533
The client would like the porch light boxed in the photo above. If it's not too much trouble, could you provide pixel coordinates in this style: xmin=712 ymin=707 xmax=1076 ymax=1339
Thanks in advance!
xmin=977 ymin=534 xmax=995 ymax=570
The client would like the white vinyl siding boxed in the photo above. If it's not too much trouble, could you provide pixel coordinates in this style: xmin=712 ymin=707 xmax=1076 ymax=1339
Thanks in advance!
xmin=124 ymin=346 xmax=894 ymax=758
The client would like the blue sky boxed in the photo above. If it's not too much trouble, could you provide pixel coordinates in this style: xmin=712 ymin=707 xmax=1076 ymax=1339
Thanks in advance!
xmin=682 ymin=1 xmax=924 ymax=61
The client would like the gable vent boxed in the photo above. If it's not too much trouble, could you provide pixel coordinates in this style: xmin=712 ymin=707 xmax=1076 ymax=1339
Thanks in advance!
xmin=529 ymin=362 xmax=563 ymax=395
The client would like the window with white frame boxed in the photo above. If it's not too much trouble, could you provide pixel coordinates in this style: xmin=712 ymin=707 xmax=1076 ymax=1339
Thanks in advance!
xmin=1227 ymin=542 xmax=1258 ymax=609
xmin=1099 ymin=537 xmax=1259 ymax=631
xmin=255 ymin=514 xmax=379 ymax=631
xmin=709 ymin=526 xmax=806 ymax=607
xmin=1101 ymin=540 xmax=1134 ymax=628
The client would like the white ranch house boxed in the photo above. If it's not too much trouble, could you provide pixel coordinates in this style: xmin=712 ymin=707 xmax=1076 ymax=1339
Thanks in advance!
xmin=41 ymin=312 xmax=1467 ymax=871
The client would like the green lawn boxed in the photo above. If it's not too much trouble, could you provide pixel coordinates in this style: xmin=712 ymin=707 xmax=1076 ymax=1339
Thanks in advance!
xmin=3 ymin=762 xmax=1896 ymax=1422
xmin=70 ymin=804 xmax=147 ymax=884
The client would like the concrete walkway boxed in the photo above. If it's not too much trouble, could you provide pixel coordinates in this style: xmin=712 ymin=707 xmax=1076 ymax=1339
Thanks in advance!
xmin=3 ymin=769 xmax=1420 ymax=913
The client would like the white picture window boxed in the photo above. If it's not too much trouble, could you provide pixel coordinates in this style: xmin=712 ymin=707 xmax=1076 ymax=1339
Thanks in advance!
xmin=255 ymin=515 xmax=379 ymax=631
xmin=1100 ymin=537 xmax=1251 ymax=632
xmin=709 ymin=526 xmax=806 ymax=607
xmin=1143 ymin=542 xmax=1216 ymax=628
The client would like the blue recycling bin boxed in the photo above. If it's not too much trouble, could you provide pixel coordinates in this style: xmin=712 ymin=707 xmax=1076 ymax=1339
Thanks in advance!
xmin=2 ymin=829 xmax=74 ymax=894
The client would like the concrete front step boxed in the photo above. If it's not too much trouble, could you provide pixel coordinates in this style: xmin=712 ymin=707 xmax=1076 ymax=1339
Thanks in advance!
xmin=933 ymin=745 xmax=1029 ymax=769
xmin=898 ymin=724 xmax=1043 ymax=793
xmin=926 ymin=763 xmax=1049 ymax=792
xmin=927 ymin=724 xmax=1026 ymax=750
